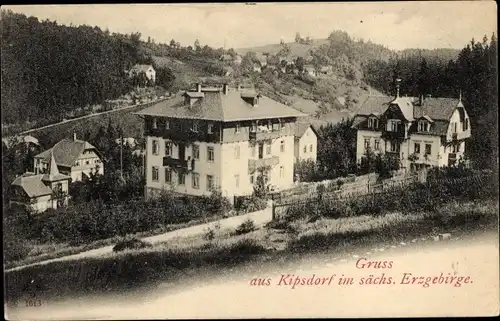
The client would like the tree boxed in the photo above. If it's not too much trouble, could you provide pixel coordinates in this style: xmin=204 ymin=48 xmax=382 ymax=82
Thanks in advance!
xmin=194 ymin=39 xmax=201 ymax=52
xmin=295 ymin=56 xmax=305 ymax=72
xmin=170 ymin=39 xmax=176 ymax=47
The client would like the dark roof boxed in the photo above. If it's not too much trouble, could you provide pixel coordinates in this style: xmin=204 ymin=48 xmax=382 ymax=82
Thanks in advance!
xmin=294 ymin=122 xmax=318 ymax=138
xmin=134 ymin=89 xmax=307 ymax=122
xmin=34 ymin=138 xmax=100 ymax=167
xmin=356 ymin=95 xmax=462 ymax=122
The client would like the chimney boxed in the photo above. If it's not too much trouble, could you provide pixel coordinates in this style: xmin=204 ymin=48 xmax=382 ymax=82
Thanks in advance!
xmin=197 ymin=83 xmax=202 ymax=92
xmin=395 ymin=78 xmax=401 ymax=98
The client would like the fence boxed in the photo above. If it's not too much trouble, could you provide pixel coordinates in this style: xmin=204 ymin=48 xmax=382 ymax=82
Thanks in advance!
xmin=271 ymin=171 xmax=493 ymax=221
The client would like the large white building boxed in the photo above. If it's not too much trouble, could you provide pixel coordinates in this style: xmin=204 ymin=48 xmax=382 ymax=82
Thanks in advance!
xmin=135 ymin=83 xmax=308 ymax=202
xmin=353 ymin=84 xmax=472 ymax=172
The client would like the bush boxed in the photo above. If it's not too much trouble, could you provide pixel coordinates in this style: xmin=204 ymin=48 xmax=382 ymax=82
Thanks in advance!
xmin=234 ymin=219 xmax=257 ymax=236
xmin=4 ymin=239 xmax=32 ymax=262
xmin=113 ymin=237 xmax=153 ymax=252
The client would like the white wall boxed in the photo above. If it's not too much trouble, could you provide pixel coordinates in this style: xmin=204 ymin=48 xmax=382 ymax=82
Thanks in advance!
xmin=295 ymin=127 xmax=317 ymax=163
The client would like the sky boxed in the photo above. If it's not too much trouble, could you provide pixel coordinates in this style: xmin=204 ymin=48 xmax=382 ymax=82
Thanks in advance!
xmin=4 ymin=2 xmax=497 ymax=51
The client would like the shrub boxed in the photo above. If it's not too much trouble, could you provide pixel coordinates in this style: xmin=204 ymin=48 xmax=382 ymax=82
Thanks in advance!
xmin=4 ymin=239 xmax=32 ymax=262
xmin=112 ymin=237 xmax=153 ymax=252
xmin=234 ymin=219 xmax=257 ymax=235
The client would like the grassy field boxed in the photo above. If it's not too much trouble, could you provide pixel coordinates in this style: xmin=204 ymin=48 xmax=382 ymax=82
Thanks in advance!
xmin=5 ymin=198 xmax=498 ymax=305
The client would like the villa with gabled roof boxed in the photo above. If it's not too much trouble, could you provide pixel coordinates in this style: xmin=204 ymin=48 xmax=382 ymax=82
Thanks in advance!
xmin=353 ymin=81 xmax=472 ymax=171
xmin=134 ymin=83 xmax=308 ymax=201
xmin=10 ymin=154 xmax=71 ymax=213
xmin=33 ymin=133 xmax=104 ymax=182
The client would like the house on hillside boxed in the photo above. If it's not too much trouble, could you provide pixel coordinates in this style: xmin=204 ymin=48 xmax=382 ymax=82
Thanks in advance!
xmin=234 ymin=55 xmax=243 ymax=65
xmin=320 ymin=65 xmax=333 ymax=75
xmin=128 ymin=64 xmax=156 ymax=83
xmin=333 ymin=96 xmax=346 ymax=109
xmin=304 ymin=65 xmax=317 ymax=77
xmin=294 ymin=122 xmax=318 ymax=163
xmin=33 ymin=133 xmax=104 ymax=182
xmin=253 ymin=63 xmax=262 ymax=73
xmin=134 ymin=83 xmax=308 ymax=201
xmin=255 ymin=53 xmax=268 ymax=67
xmin=223 ymin=65 xmax=234 ymax=76
xmin=10 ymin=154 xmax=71 ymax=213
xmin=353 ymin=82 xmax=471 ymax=172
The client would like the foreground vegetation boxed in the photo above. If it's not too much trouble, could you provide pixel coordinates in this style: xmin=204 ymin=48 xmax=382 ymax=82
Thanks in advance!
xmin=5 ymin=168 xmax=498 ymax=304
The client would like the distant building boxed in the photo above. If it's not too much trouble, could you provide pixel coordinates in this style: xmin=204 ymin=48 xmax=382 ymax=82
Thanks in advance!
xmin=353 ymin=82 xmax=472 ymax=171
xmin=223 ymin=65 xmax=234 ymax=76
xmin=134 ymin=83 xmax=308 ymax=201
xmin=333 ymin=96 xmax=346 ymax=109
xmin=252 ymin=63 xmax=262 ymax=73
xmin=293 ymin=122 xmax=318 ymax=163
xmin=115 ymin=137 xmax=138 ymax=148
xmin=320 ymin=65 xmax=333 ymax=75
xmin=34 ymin=133 xmax=104 ymax=182
xmin=233 ymin=55 xmax=243 ymax=65
xmin=10 ymin=154 xmax=71 ymax=213
xmin=128 ymin=64 xmax=156 ymax=83
xmin=304 ymin=65 xmax=317 ymax=77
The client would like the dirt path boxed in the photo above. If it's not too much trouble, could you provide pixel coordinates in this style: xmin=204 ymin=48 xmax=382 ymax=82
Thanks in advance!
xmin=6 ymin=201 xmax=273 ymax=272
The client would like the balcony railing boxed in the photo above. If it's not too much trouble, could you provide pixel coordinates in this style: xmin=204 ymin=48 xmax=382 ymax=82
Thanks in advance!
xmin=163 ymin=157 xmax=195 ymax=170
xmin=248 ymin=156 xmax=279 ymax=172
xmin=249 ymin=129 xmax=284 ymax=141
xmin=449 ymin=153 xmax=457 ymax=160
xmin=382 ymin=129 xmax=406 ymax=140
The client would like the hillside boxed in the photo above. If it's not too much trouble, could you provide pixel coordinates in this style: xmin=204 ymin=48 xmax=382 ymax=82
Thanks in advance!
xmin=236 ymin=39 xmax=330 ymax=57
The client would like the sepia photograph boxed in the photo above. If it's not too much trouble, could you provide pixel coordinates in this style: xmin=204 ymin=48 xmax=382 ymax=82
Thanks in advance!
xmin=2 ymin=2 xmax=499 ymax=319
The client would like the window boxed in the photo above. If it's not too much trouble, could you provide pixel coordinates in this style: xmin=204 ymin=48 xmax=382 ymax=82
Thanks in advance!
xmin=178 ymin=172 xmax=185 ymax=185
xmin=266 ymin=144 xmax=271 ymax=155
xmin=192 ymin=121 xmax=199 ymax=132
xmin=85 ymin=160 xmax=90 ymax=165
xmin=414 ymin=142 xmax=421 ymax=154
xmin=206 ymin=175 xmax=214 ymax=191
xmin=192 ymin=173 xmax=200 ymax=189
xmin=152 ymin=118 xmax=158 ymax=129
xmin=192 ymin=144 xmax=200 ymax=160
xmin=235 ymin=123 xmax=240 ymax=133
xmin=207 ymin=146 xmax=215 ymax=162
xmin=235 ymin=145 xmax=240 ymax=159
xmin=75 ymin=161 xmax=80 ymax=166
xmin=303 ymin=145 xmax=307 ymax=153
xmin=280 ymin=120 xmax=285 ymax=130
xmin=390 ymin=141 xmax=400 ymax=153
xmin=364 ymin=138 xmax=371 ymax=150
xmin=165 ymin=168 xmax=172 ymax=183
xmin=309 ymin=144 xmax=313 ymax=152
xmin=251 ymin=145 xmax=256 ymax=157
xmin=165 ymin=142 xmax=172 ymax=156
xmin=235 ymin=174 xmax=240 ymax=188
xmin=425 ymin=143 xmax=432 ymax=155
xmin=208 ymin=123 xmax=214 ymax=134
xmin=280 ymin=166 xmax=284 ymax=178
xmin=94 ymin=159 xmax=99 ymax=164
xmin=152 ymin=140 xmax=159 ymax=155
xmin=464 ymin=119 xmax=469 ymax=131
xmin=152 ymin=166 xmax=159 ymax=181
xmin=280 ymin=140 xmax=285 ymax=152
xmin=250 ymin=174 xmax=255 ymax=184
xmin=250 ymin=122 xmax=257 ymax=133
xmin=418 ymin=121 xmax=429 ymax=132
xmin=374 ymin=140 xmax=380 ymax=151
xmin=267 ymin=120 xmax=272 ymax=130
xmin=453 ymin=122 xmax=457 ymax=133
xmin=368 ymin=117 xmax=379 ymax=129
xmin=389 ymin=120 xmax=401 ymax=132
xmin=165 ymin=120 xmax=170 ymax=130
xmin=452 ymin=144 xmax=458 ymax=153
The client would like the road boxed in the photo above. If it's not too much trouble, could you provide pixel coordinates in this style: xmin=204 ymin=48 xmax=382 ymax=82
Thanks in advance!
xmin=6 ymin=201 xmax=273 ymax=272
xmin=6 ymin=232 xmax=498 ymax=319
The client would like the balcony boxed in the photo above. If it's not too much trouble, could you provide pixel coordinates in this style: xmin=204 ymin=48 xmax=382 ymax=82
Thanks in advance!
xmin=249 ymin=129 xmax=284 ymax=142
xmin=163 ymin=157 xmax=195 ymax=170
xmin=382 ymin=129 xmax=406 ymax=140
xmin=248 ymin=156 xmax=279 ymax=172
xmin=451 ymin=131 xmax=470 ymax=141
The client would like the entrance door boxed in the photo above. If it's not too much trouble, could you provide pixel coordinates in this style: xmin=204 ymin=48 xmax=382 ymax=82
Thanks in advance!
xmin=258 ymin=143 xmax=264 ymax=159
xmin=178 ymin=143 xmax=186 ymax=160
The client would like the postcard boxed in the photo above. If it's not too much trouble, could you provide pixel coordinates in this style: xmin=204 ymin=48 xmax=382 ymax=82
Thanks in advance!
xmin=2 ymin=2 xmax=499 ymax=319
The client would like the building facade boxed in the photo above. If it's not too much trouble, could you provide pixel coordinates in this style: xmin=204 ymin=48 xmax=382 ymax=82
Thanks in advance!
xmin=353 ymin=86 xmax=471 ymax=172
xmin=128 ymin=64 xmax=156 ymax=83
xmin=135 ymin=83 xmax=308 ymax=201
xmin=34 ymin=134 xmax=104 ymax=182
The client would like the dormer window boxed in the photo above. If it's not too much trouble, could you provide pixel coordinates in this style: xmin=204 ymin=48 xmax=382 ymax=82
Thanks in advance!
xmin=152 ymin=118 xmax=157 ymax=129
xmin=165 ymin=120 xmax=170 ymax=130
xmin=418 ymin=120 xmax=430 ymax=132
xmin=208 ymin=122 xmax=214 ymax=134
xmin=192 ymin=121 xmax=198 ymax=132
xmin=368 ymin=117 xmax=379 ymax=129
xmin=387 ymin=119 xmax=402 ymax=132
